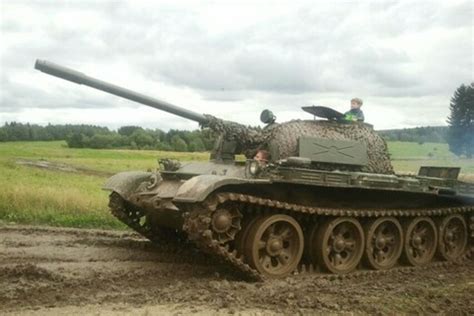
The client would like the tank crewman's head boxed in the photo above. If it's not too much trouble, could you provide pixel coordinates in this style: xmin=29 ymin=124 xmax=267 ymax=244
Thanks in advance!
xmin=350 ymin=98 xmax=363 ymax=109
xmin=254 ymin=149 xmax=271 ymax=165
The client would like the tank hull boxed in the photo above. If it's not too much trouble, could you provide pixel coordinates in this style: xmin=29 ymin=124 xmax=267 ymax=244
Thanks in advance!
xmin=105 ymin=165 xmax=474 ymax=280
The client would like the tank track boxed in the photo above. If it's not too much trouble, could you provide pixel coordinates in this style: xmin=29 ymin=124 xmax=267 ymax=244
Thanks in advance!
xmin=182 ymin=193 xmax=474 ymax=281
xmin=108 ymin=192 xmax=182 ymax=244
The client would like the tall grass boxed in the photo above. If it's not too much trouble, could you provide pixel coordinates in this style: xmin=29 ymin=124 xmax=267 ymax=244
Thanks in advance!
xmin=0 ymin=141 xmax=208 ymax=229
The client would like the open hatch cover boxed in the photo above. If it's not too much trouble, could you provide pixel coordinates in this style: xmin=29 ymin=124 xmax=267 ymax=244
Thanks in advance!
xmin=302 ymin=106 xmax=345 ymax=121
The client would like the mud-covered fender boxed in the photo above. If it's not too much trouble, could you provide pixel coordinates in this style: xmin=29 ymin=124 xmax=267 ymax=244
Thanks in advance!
xmin=103 ymin=171 xmax=152 ymax=199
xmin=173 ymin=175 xmax=270 ymax=203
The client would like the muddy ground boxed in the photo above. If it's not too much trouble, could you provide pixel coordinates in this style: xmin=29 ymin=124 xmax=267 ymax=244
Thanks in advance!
xmin=1 ymin=225 xmax=473 ymax=315
xmin=15 ymin=159 xmax=113 ymax=177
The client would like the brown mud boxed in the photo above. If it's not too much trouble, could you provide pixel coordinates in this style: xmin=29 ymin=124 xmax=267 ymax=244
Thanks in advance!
xmin=15 ymin=159 xmax=113 ymax=177
xmin=1 ymin=225 xmax=473 ymax=315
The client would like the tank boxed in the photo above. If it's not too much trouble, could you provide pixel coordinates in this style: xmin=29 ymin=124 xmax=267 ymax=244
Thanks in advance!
xmin=35 ymin=59 xmax=474 ymax=280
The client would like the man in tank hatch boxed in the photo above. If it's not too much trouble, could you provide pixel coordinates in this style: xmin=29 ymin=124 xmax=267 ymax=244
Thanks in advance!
xmin=344 ymin=98 xmax=365 ymax=122
xmin=254 ymin=149 xmax=271 ymax=166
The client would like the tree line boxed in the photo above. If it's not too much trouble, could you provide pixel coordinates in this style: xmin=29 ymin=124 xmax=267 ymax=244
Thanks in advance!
xmin=0 ymin=121 xmax=451 ymax=149
xmin=0 ymin=123 xmax=216 ymax=152
xmin=377 ymin=126 xmax=448 ymax=143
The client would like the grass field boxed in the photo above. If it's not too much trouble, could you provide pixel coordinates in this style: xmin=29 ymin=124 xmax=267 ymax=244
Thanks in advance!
xmin=0 ymin=140 xmax=472 ymax=229
xmin=0 ymin=141 xmax=208 ymax=229
xmin=387 ymin=141 xmax=474 ymax=175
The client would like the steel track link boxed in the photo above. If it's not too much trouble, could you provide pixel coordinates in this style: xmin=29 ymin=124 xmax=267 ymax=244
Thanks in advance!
xmin=182 ymin=192 xmax=474 ymax=281
xmin=109 ymin=192 xmax=174 ymax=244
xmin=181 ymin=195 xmax=264 ymax=281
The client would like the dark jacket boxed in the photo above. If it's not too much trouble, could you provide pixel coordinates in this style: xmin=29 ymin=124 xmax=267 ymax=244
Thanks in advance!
xmin=344 ymin=108 xmax=364 ymax=122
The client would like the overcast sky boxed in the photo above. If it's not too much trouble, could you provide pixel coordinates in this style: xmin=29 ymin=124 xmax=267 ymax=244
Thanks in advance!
xmin=0 ymin=0 xmax=472 ymax=131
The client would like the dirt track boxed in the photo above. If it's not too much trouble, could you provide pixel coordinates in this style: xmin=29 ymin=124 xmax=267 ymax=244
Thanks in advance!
xmin=1 ymin=225 xmax=473 ymax=315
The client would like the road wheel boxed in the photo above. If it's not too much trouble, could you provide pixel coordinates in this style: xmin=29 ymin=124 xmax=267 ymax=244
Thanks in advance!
xmin=234 ymin=215 xmax=261 ymax=258
xmin=363 ymin=217 xmax=403 ymax=270
xmin=437 ymin=214 xmax=467 ymax=261
xmin=244 ymin=214 xmax=304 ymax=277
xmin=402 ymin=217 xmax=437 ymax=266
xmin=315 ymin=217 xmax=365 ymax=274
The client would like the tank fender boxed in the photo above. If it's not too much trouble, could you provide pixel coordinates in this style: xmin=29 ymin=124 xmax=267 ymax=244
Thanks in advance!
xmin=103 ymin=171 xmax=152 ymax=199
xmin=174 ymin=175 xmax=269 ymax=203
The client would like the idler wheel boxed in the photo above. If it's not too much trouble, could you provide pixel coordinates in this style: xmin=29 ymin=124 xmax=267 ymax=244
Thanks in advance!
xmin=244 ymin=214 xmax=304 ymax=278
xmin=314 ymin=217 xmax=365 ymax=274
xmin=402 ymin=217 xmax=437 ymax=266
xmin=363 ymin=217 xmax=403 ymax=270
xmin=437 ymin=214 xmax=467 ymax=261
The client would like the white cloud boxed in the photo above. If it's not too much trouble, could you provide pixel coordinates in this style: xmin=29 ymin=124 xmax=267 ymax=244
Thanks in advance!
xmin=0 ymin=0 xmax=472 ymax=131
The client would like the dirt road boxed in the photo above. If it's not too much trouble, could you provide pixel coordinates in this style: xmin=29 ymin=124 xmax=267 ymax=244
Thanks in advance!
xmin=1 ymin=225 xmax=473 ymax=315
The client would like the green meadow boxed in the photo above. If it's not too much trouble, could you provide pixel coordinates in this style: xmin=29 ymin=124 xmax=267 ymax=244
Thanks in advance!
xmin=0 ymin=141 xmax=472 ymax=229
xmin=388 ymin=141 xmax=474 ymax=175
xmin=0 ymin=141 xmax=208 ymax=229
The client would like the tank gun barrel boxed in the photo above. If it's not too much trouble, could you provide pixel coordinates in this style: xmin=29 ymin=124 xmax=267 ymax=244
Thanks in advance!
xmin=34 ymin=59 xmax=208 ymax=124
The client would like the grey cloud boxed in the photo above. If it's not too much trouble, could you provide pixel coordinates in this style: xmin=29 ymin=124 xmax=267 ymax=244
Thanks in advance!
xmin=437 ymin=1 xmax=473 ymax=28
xmin=0 ymin=81 xmax=118 ymax=113
xmin=126 ymin=1 xmax=471 ymax=100
xmin=347 ymin=46 xmax=419 ymax=88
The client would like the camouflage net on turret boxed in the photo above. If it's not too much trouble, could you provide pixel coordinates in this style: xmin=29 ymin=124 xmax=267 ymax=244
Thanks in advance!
xmin=203 ymin=115 xmax=266 ymax=147
xmin=270 ymin=120 xmax=394 ymax=174
xmin=203 ymin=116 xmax=394 ymax=175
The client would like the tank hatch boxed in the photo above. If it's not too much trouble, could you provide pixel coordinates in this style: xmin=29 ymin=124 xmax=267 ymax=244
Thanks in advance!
xmin=302 ymin=106 xmax=345 ymax=121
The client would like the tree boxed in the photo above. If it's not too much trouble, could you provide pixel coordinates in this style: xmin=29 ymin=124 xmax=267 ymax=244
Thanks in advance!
xmin=130 ymin=129 xmax=155 ymax=148
xmin=118 ymin=126 xmax=143 ymax=137
xmin=188 ymin=138 xmax=205 ymax=151
xmin=0 ymin=127 xmax=7 ymax=141
xmin=66 ymin=133 xmax=84 ymax=148
xmin=171 ymin=135 xmax=188 ymax=152
xmin=89 ymin=134 xmax=115 ymax=149
xmin=447 ymin=83 xmax=474 ymax=158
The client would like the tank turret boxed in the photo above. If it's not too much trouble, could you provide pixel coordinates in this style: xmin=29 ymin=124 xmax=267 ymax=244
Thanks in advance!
xmin=35 ymin=59 xmax=392 ymax=173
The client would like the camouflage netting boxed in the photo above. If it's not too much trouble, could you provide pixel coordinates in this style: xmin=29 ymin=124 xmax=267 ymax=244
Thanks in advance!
xmin=270 ymin=120 xmax=394 ymax=174
xmin=204 ymin=116 xmax=394 ymax=175
xmin=203 ymin=114 xmax=266 ymax=146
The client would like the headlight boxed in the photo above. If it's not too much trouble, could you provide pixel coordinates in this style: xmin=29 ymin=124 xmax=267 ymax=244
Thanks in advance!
xmin=249 ymin=160 xmax=260 ymax=176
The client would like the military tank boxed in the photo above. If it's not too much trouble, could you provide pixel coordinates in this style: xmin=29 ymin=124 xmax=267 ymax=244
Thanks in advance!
xmin=35 ymin=59 xmax=474 ymax=280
